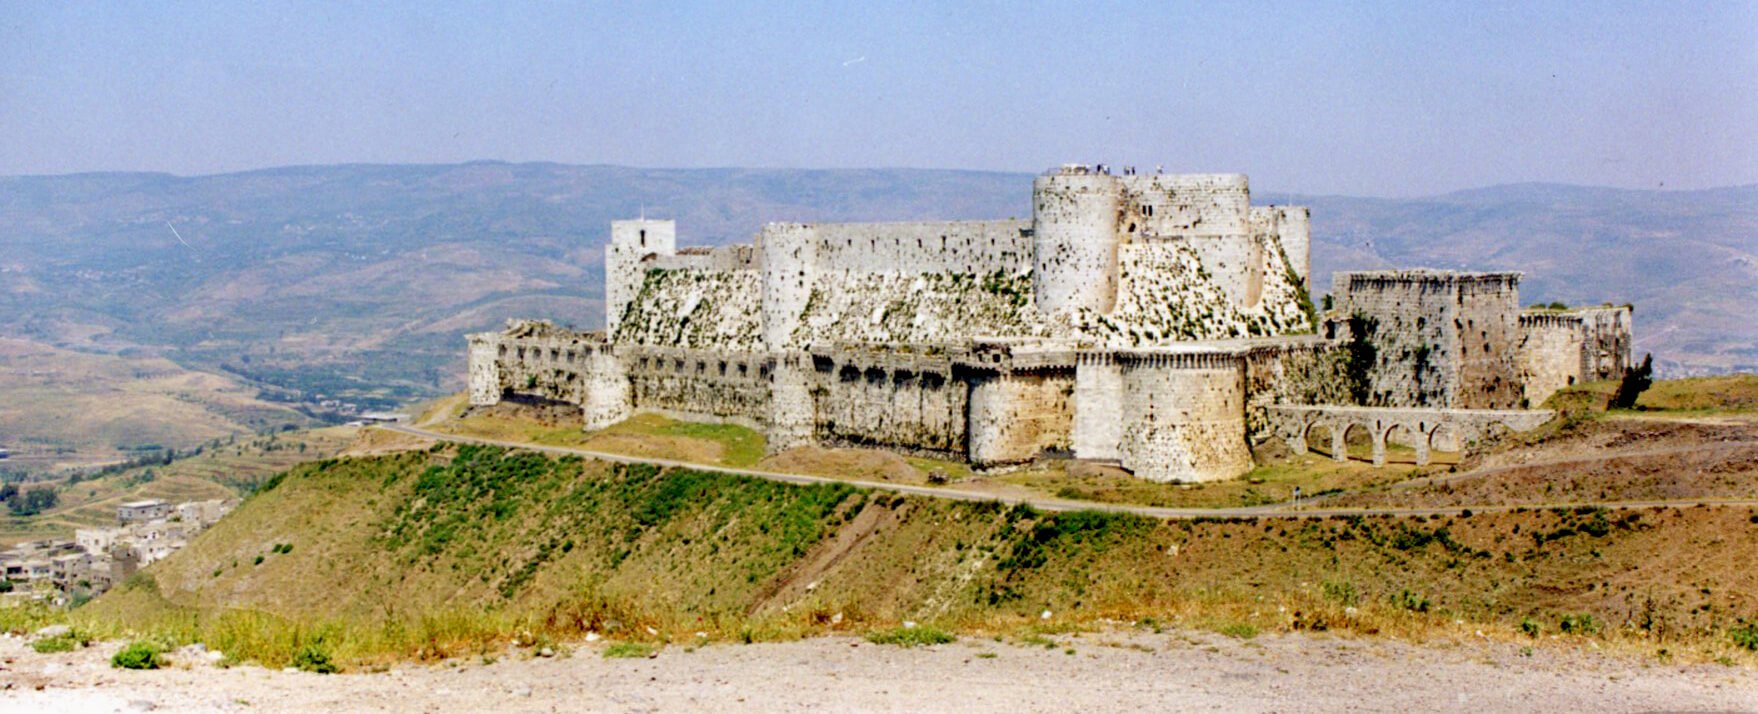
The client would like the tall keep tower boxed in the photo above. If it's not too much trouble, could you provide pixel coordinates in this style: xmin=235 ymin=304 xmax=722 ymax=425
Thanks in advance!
xmin=605 ymin=219 xmax=675 ymax=331
xmin=1031 ymin=166 xmax=1122 ymax=316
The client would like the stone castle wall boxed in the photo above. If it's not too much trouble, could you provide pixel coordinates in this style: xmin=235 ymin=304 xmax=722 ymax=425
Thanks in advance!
xmin=806 ymin=350 xmax=969 ymax=457
xmin=466 ymin=166 xmax=1607 ymax=485
xmin=1071 ymin=353 xmax=1125 ymax=461
xmin=465 ymin=321 xmax=615 ymax=410
xmin=1115 ymin=351 xmax=1251 ymax=482
xmin=1517 ymin=306 xmax=1634 ymax=406
xmin=1240 ymin=337 xmax=1351 ymax=444
xmin=810 ymin=220 xmax=1033 ymax=276
xmin=1252 ymin=206 xmax=1310 ymax=282
xmin=967 ymin=371 xmax=1075 ymax=467
xmin=623 ymin=347 xmax=773 ymax=429
xmin=605 ymin=219 xmax=676 ymax=329
xmin=1333 ymin=270 xmax=1523 ymax=410
xmin=1032 ymin=172 xmax=1124 ymax=315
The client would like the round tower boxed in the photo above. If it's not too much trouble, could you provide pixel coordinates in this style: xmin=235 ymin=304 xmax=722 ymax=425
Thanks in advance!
xmin=1116 ymin=351 xmax=1251 ymax=482
xmin=1032 ymin=168 xmax=1121 ymax=316
xmin=758 ymin=223 xmax=818 ymax=350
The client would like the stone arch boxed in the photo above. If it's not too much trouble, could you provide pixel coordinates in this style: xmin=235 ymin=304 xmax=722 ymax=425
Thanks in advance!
xmin=1301 ymin=420 xmax=1340 ymax=461
xmin=1427 ymin=422 xmax=1464 ymax=456
xmin=1340 ymin=422 xmax=1372 ymax=463
xmin=1380 ymin=422 xmax=1422 ymax=466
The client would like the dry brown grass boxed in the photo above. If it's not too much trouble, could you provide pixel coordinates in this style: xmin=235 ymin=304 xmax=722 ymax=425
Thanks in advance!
xmin=758 ymin=447 xmax=922 ymax=483
xmin=0 ymin=337 xmax=313 ymax=470
xmin=59 ymin=441 xmax=1758 ymax=671
xmin=0 ymin=426 xmax=356 ymax=547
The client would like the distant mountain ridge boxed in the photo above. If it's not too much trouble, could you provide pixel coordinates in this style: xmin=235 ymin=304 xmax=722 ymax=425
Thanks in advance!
xmin=1 ymin=163 xmax=1751 ymax=417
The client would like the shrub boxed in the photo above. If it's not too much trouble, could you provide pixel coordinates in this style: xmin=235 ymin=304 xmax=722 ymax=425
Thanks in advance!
xmin=32 ymin=636 xmax=77 ymax=654
xmin=1729 ymin=620 xmax=1758 ymax=652
xmin=1322 ymin=580 xmax=1359 ymax=607
xmin=866 ymin=625 xmax=955 ymax=648
xmin=1610 ymin=354 xmax=1653 ymax=409
xmin=604 ymin=641 xmax=656 ymax=659
xmin=1392 ymin=589 xmax=1432 ymax=613
xmin=292 ymin=643 xmax=339 ymax=673
xmin=1559 ymin=613 xmax=1600 ymax=635
xmin=111 ymin=641 xmax=163 ymax=670
xmin=1519 ymin=618 xmax=1541 ymax=637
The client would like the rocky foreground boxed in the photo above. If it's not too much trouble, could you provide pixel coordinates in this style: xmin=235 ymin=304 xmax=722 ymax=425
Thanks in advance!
xmin=3 ymin=629 xmax=1754 ymax=713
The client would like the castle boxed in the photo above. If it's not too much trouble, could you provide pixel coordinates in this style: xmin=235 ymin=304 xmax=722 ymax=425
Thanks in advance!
xmin=466 ymin=165 xmax=1633 ymax=482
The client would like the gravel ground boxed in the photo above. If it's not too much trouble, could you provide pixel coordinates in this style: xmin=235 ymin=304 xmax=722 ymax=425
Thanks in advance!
xmin=3 ymin=629 xmax=1754 ymax=713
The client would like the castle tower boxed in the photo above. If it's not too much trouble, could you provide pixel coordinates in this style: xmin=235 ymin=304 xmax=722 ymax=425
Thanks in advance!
xmin=605 ymin=219 xmax=675 ymax=331
xmin=757 ymin=223 xmax=819 ymax=350
xmin=1122 ymin=173 xmax=1261 ymax=309
xmin=1031 ymin=167 xmax=1122 ymax=316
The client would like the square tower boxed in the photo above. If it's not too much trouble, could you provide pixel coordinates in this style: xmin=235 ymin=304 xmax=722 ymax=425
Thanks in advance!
xmin=605 ymin=219 xmax=675 ymax=331
xmin=1333 ymin=270 xmax=1523 ymax=409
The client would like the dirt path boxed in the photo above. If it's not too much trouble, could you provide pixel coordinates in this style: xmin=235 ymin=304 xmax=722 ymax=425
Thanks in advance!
xmin=383 ymin=425 xmax=1758 ymax=520
xmin=6 ymin=629 xmax=1754 ymax=713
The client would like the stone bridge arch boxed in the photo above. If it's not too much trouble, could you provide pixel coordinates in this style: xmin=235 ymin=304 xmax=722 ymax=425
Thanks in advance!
xmin=1268 ymin=405 xmax=1552 ymax=468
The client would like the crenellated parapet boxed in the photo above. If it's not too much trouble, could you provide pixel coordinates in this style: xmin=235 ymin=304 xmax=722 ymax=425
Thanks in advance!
xmin=1517 ymin=305 xmax=1634 ymax=406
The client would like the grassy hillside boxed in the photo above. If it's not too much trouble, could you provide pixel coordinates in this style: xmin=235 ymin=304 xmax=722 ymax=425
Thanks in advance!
xmin=0 ymin=426 xmax=357 ymax=546
xmin=0 ymin=337 xmax=316 ymax=472
xmin=65 ymin=442 xmax=1758 ymax=669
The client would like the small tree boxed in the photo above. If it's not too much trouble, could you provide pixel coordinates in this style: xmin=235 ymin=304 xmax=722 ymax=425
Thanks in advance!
xmin=1611 ymin=353 xmax=1653 ymax=409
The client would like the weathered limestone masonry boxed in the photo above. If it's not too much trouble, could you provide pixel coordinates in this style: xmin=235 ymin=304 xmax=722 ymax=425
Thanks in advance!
xmin=466 ymin=164 xmax=1632 ymax=483
xmin=1517 ymin=306 xmax=1634 ymax=407
xmin=1332 ymin=270 xmax=1524 ymax=409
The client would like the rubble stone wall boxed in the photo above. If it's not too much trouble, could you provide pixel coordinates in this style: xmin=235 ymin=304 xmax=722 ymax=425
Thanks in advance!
xmin=967 ymin=371 xmax=1076 ymax=467
xmin=1518 ymin=306 xmax=1634 ymax=406
xmin=1334 ymin=270 xmax=1523 ymax=410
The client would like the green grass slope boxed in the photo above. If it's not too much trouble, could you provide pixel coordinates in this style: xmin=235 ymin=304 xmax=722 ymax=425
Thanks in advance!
xmin=72 ymin=443 xmax=1758 ymax=669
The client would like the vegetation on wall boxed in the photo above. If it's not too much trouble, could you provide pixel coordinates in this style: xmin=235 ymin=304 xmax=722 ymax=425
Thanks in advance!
xmin=1344 ymin=313 xmax=1380 ymax=406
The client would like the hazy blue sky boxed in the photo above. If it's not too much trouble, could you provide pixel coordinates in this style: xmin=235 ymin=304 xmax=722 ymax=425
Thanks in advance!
xmin=3 ymin=1 xmax=1754 ymax=195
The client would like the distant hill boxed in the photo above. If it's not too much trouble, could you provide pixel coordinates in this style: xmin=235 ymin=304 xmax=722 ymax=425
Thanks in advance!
xmin=1 ymin=163 xmax=1751 ymax=426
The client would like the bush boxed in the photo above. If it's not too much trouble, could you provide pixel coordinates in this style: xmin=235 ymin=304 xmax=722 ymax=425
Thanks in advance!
xmin=1729 ymin=620 xmax=1758 ymax=652
xmin=1392 ymin=589 xmax=1432 ymax=613
xmin=1610 ymin=354 xmax=1653 ymax=409
xmin=1519 ymin=618 xmax=1541 ymax=637
xmin=292 ymin=643 xmax=339 ymax=673
xmin=603 ymin=641 xmax=656 ymax=659
xmin=1559 ymin=613 xmax=1600 ymax=635
xmin=32 ymin=636 xmax=77 ymax=653
xmin=866 ymin=625 xmax=955 ymax=648
xmin=1322 ymin=580 xmax=1358 ymax=607
xmin=111 ymin=641 xmax=163 ymax=670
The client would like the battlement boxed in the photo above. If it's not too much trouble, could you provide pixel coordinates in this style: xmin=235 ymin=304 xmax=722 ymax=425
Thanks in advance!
xmin=1334 ymin=269 xmax=1523 ymax=293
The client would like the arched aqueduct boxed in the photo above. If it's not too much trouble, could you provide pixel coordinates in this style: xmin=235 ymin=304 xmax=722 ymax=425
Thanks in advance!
xmin=1265 ymin=405 xmax=1554 ymax=467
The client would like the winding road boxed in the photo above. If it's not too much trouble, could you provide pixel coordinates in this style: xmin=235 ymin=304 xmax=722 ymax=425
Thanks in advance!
xmin=380 ymin=424 xmax=1758 ymax=520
